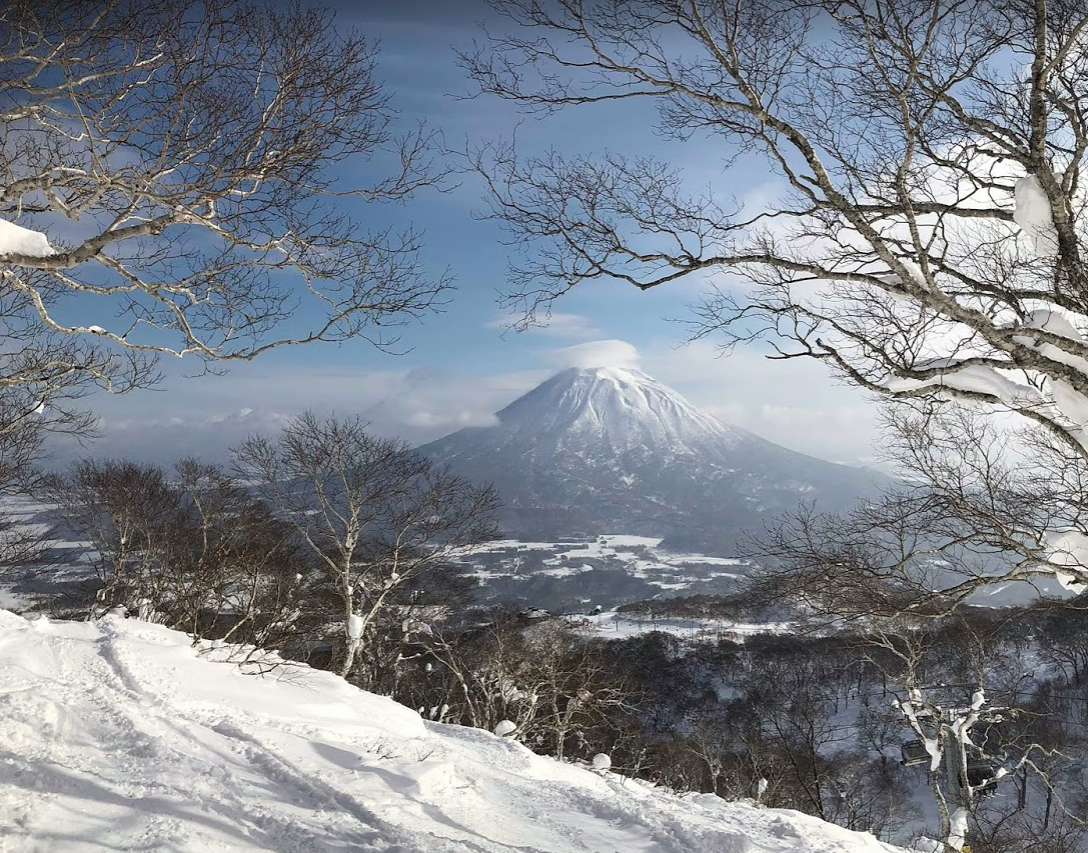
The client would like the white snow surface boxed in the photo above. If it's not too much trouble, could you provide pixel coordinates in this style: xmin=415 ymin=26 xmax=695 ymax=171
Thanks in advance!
xmin=1049 ymin=377 xmax=1088 ymax=427
xmin=0 ymin=218 xmax=55 ymax=257
xmin=1045 ymin=529 xmax=1088 ymax=593
xmin=947 ymin=808 xmax=969 ymax=851
xmin=1024 ymin=308 xmax=1085 ymax=341
xmin=495 ymin=366 xmax=746 ymax=454
xmin=0 ymin=611 xmax=903 ymax=853
xmin=1014 ymin=174 xmax=1060 ymax=257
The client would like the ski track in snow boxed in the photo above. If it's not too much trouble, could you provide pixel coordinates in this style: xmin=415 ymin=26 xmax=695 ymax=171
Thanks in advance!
xmin=0 ymin=611 xmax=901 ymax=853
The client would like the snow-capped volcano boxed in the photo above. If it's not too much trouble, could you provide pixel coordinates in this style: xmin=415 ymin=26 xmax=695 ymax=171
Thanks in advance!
xmin=420 ymin=366 xmax=885 ymax=551
xmin=490 ymin=366 xmax=744 ymax=454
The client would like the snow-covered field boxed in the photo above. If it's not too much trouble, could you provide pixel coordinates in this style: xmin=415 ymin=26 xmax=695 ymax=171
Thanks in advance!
xmin=462 ymin=534 xmax=749 ymax=582
xmin=566 ymin=609 xmax=792 ymax=642
xmin=454 ymin=534 xmax=756 ymax=611
xmin=0 ymin=610 xmax=901 ymax=853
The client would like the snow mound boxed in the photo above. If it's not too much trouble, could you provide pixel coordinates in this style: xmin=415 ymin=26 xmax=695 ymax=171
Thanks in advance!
xmin=0 ymin=610 xmax=903 ymax=853
xmin=1045 ymin=530 xmax=1088 ymax=593
xmin=1024 ymin=308 xmax=1084 ymax=341
xmin=0 ymin=218 xmax=56 ymax=257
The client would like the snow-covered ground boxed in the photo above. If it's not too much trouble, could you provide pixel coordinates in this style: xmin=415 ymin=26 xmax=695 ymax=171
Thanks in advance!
xmin=566 ymin=610 xmax=792 ymax=642
xmin=0 ymin=609 xmax=903 ymax=853
xmin=454 ymin=534 xmax=755 ymax=610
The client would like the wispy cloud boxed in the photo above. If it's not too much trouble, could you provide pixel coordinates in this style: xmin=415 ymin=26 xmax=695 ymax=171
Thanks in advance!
xmin=637 ymin=339 xmax=883 ymax=466
xmin=485 ymin=310 xmax=602 ymax=340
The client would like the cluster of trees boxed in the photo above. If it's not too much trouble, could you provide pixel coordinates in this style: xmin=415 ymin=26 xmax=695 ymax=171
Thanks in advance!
xmin=36 ymin=413 xmax=498 ymax=693
xmin=564 ymin=606 xmax=1088 ymax=853
xmin=398 ymin=613 xmax=631 ymax=761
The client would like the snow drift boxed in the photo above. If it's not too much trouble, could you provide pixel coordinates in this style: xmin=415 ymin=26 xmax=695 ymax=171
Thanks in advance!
xmin=0 ymin=610 xmax=902 ymax=853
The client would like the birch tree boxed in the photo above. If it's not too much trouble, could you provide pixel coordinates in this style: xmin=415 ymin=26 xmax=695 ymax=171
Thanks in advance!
xmin=235 ymin=413 xmax=499 ymax=680
xmin=466 ymin=0 xmax=1088 ymax=592
xmin=0 ymin=0 xmax=449 ymax=439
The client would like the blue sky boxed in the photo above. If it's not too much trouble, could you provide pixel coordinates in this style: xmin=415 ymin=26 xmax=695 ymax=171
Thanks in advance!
xmin=49 ymin=0 xmax=882 ymax=467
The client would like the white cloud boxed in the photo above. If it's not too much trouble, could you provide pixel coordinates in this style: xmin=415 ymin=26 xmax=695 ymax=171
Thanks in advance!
xmin=545 ymin=339 xmax=641 ymax=369
xmin=637 ymin=339 xmax=882 ymax=466
xmin=485 ymin=311 xmax=602 ymax=339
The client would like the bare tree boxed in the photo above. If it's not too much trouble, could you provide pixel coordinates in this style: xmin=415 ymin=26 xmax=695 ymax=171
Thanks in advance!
xmin=48 ymin=459 xmax=180 ymax=618
xmin=0 ymin=407 xmax=55 ymax=576
xmin=465 ymin=0 xmax=1088 ymax=588
xmin=234 ymin=412 xmax=499 ymax=680
xmin=164 ymin=459 xmax=307 ymax=645
xmin=970 ymin=801 xmax=1088 ymax=853
xmin=0 ymin=0 xmax=450 ymax=440
xmin=754 ymin=402 xmax=1088 ymax=611
xmin=412 ymin=614 xmax=632 ymax=761
xmin=45 ymin=457 xmax=306 ymax=645
xmin=515 ymin=620 xmax=631 ymax=761
xmin=405 ymin=611 xmax=533 ymax=733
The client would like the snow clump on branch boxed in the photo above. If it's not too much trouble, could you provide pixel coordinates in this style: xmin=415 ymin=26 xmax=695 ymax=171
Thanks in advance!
xmin=0 ymin=219 xmax=55 ymax=257
xmin=1014 ymin=175 xmax=1060 ymax=257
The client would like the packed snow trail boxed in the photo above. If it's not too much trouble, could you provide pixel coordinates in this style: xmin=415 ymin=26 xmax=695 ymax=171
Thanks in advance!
xmin=0 ymin=611 xmax=901 ymax=853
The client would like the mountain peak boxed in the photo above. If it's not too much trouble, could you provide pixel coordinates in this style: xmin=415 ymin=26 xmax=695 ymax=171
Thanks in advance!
xmin=497 ymin=365 xmax=743 ymax=452
xmin=419 ymin=365 xmax=884 ymax=550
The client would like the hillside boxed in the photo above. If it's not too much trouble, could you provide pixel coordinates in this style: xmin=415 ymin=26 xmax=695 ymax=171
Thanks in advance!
xmin=0 ymin=609 xmax=902 ymax=853
xmin=421 ymin=366 xmax=887 ymax=551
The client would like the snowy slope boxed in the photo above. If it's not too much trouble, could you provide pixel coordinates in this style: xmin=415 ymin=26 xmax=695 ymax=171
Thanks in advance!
xmin=421 ymin=366 xmax=886 ymax=551
xmin=481 ymin=366 xmax=745 ymax=454
xmin=0 ymin=610 xmax=902 ymax=853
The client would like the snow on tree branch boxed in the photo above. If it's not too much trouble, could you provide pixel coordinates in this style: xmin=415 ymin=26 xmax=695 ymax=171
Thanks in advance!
xmin=1014 ymin=175 xmax=1061 ymax=257
xmin=0 ymin=219 xmax=55 ymax=258
xmin=0 ymin=0 xmax=450 ymax=437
